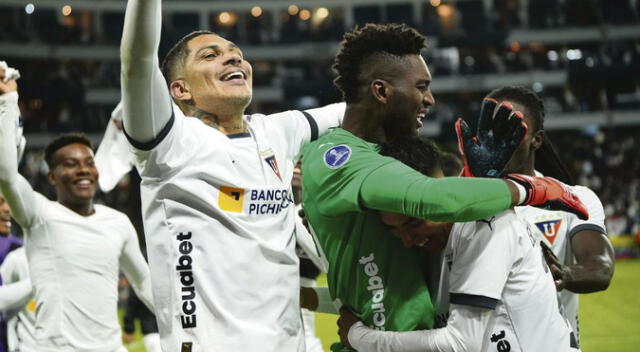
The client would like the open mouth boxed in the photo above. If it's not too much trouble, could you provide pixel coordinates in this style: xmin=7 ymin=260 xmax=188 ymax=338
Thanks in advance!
xmin=416 ymin=112 xmax=426 ymax=128
xmin=73 ymin=179 xmax=95 ymax=188
xmin=220 ymin=70 xmax=247 ymax=82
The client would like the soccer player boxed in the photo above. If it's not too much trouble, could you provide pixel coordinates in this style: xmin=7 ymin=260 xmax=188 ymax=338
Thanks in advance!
xmin=0 ymin=74 xmax=154 ymax=351
xmin=301 ymin=23 xmax=588 ymax=350
xmin=336 ymin=137 xmax=579 ymax=352
xmin=0 ymin=247 xmax=35 ymax=352
xmin=120 ymin=1 xmax=344 ymax=350
xmin=484 ymin=86 xmax=614 ymax=342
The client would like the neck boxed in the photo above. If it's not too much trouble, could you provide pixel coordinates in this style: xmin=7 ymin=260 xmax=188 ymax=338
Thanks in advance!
xmin=341 ymin=104 xmax=387 ymax=144
xmin=194 ymin=108 xmax=246 ymax=134
xmin=59 ymin=199 xmax=95 ymax=216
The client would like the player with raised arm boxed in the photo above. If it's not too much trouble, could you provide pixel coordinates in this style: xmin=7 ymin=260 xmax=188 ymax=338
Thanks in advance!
xmin=484 ymin=86 xmax=613 ymax=343
xmin=301 ymin=23 xmax=588 ymax=351
xmin=336 ymin=136 xmax=579 ymax=352
xmin=120 ymin=0 xmax=344 ymax=350
xmin=0 ymin=69 xmax=154 ymax=352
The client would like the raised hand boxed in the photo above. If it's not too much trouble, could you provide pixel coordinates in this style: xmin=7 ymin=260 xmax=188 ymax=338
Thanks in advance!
xmin=456 ymin=98 xmax=528 ymax=177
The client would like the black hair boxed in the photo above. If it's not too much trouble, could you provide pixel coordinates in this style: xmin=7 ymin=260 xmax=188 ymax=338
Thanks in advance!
xmin=44 ymin=133 xmax=93 ymax=169
xmin=379 ymin=136 xmax=441 ymax=177
xmin=440 ymin=151 xmax=463 ymax=177
xmin=161 ymin=30 xmax=217 ymax=86
xmin=486 ymin=86 xmax=574 ymax=184
xmin=333 ymin=23 xmax=426 ymax=103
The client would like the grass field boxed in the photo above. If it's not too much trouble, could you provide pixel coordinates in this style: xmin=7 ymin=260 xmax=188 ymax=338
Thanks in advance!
xmin=124 ymin=258 xmax=640 ymax=351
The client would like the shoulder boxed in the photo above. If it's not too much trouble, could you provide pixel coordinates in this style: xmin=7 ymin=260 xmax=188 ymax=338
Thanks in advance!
xmin=570 ymin=185 xmax=603 ymax=210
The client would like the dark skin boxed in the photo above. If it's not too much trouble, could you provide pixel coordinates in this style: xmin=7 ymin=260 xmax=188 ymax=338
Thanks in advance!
xmin=341 ymin=54 xmax=522 ymax=205
xmin=501 ymin=101 xmax=614 ymax=292
xmin=47 ymin=143 xmax=99 ymax=216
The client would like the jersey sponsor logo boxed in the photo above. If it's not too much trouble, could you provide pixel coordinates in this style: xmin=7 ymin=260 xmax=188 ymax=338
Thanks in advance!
xmin=176 ymin=232 xmax=197 ymax=329
xmin=359 ymin=253 xmax=386 ymax=330
xmin=323 ymin=145 xmax=352 ymax=169
xmin=490 ymin=330 xmax=511 ymax=351
xmin=219 ymin=186 xmax=245 ymax=213
xmin=218 ymin=186 xmax=294 ymax=215
xmin=248 ymin=189 xmax=293 ymax=214
xmin=260 ymin=148 xmax=282 ymax=181
xmin=535 ymin=219 xmax=563 ymax=244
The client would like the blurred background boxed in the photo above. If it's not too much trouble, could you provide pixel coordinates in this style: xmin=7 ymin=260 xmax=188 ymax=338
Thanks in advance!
xmin=1 ymin=0 xmax=639 ymax=351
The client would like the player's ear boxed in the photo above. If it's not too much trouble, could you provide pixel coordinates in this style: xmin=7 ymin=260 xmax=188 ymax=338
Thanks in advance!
xmin=169 ymin=79 xmax=192 ymax=103
xmin=532 ymin=130 xmax=544 ymax=150
xmin=47 ymin=170 xmax=57 ymax=186
xmin=371 ymin=80 xmax=392 ymax=104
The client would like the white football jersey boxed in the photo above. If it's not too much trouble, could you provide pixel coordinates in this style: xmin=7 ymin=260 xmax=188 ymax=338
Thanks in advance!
xmin=0 ymin=247 xmax=36 ymax=352
xmin=128 ymin=103 xmax=343 ymax=352
xmin=24 ymin=193 xmax=149 ymax=352
xmin=514 ymin=184 xmax=606 ymax=342
xmin=437 ymin=210 xmax=578 ymax=352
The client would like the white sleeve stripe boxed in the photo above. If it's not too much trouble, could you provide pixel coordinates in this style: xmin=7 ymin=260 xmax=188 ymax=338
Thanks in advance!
xmin=123 ymin=109 xmax=175 ymax=151
xmin=449 ymin=293 xmax=498 ymax=309
xmin=300 ymin=110 xmax=319 ymax=141
xmin=568 ymin=223 xmax=606 ymax=239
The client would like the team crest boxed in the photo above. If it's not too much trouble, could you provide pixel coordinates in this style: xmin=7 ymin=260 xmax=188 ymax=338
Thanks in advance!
xmin=324 ymin=145 xmax=352 ymax=169
xmin=535 ymin=219 xmax=563 ymax=244
xmin=260 ymin=148 xmax=282 ymax=181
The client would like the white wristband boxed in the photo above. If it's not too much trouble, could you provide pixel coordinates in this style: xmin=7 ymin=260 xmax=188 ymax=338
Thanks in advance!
xmin=512 ymin=181 xmax=527 ymax=205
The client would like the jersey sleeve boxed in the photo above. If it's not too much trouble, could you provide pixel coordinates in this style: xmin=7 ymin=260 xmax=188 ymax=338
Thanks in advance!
xmin=118 ymin=217 xmax=155 ymax=314
xmin=127 ymin=104 xmax=199 ymax=179
xmin=267 ymin=103 xmax=345 ymax=160
xmin=567 ymin=186 xmax=606 ymax=238
xmin=120 ymin=0 xmax=174 ymax=145
xmin=448 ymin=214 xmax=517 ymax=309
xmin=304 ymin=140 xmax=512 ymax=222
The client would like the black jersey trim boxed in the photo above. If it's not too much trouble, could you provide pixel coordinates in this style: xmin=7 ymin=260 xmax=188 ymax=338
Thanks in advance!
xmin=570 ymin=331 xmax=579 ymax=348
xmin=450 ymin=293 xmax=498 ymax=309
xmin=227 ymin=132 xmax=251 ymax=139
xmin=300 ymin=110 xmax=319 ymax=142
xmin=568 ymin=223 xmax=606 ymax=239
xmin=123 ymin=110 xmax=175 ymax=151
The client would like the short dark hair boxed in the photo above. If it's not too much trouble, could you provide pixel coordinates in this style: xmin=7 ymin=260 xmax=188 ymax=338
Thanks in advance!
xmin=161 ymin=30 xmax=216 ymax=86
xmin=379 ymin=136 xmax=441 ymax=177
xmin=333 ymin=23 xmax=426 ymax=103
xmin=45 ymin=133 xmax=93 ymax=169
xmin=440 ymin=151 xmax=463 ymax=177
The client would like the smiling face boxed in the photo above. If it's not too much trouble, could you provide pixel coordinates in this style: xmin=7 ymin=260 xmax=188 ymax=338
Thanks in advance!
xmin=171 ymin=34 xmax=253 ymax=116
xmin=48 ymin=143 xmax=99 ymax=206
xmin=382 ymin=54 xmax=434 ymax=140
xmin=0 ymin=193 xmax=10 ymax=236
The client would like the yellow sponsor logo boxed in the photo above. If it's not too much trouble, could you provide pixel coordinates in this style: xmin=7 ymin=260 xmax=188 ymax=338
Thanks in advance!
xmin=26 ymin=300 xmax=36 ymax=312
xmin=219 ymin=186 xmax=245 ymax=213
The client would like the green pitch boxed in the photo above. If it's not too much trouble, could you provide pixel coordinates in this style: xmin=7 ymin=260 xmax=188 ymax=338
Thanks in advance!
xmin=123 ymin=259 xmax=640 ymax=351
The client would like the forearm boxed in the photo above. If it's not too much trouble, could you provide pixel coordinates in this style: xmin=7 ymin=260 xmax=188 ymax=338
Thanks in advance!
xmin=0 ymin=279 xmax=33 ymax=311
xmin=120 ymin=0 xmax=172 ymax=143
xmin=565 ymin=230 xmax=615 ymax=293
xmin=359 ymin=164 xmax=513 ymax=222
xmin=121 ymin=240 xmax=155 ymax=314
xmin=348 ymin=304 xmax=489 ymax=352
xmin=0 ymin=92 xmax=37 ymax=228
xmin=564 ymin=255 xmax=614 ymax=293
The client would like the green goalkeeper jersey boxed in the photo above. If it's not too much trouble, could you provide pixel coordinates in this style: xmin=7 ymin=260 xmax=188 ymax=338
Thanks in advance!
xmin=301 ymin=128 xmax=513 ymax=334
